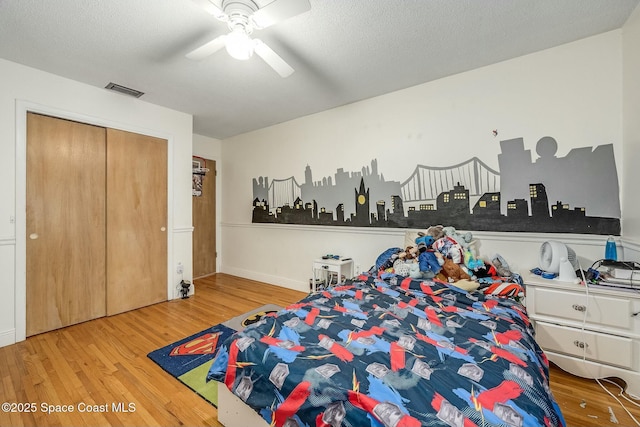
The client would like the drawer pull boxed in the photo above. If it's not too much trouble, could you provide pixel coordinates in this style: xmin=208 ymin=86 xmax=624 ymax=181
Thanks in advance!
xmin=572 ymin=304 xmax=586 ymax=312
xmin=573 ymin=340 xmax=588 ymax=349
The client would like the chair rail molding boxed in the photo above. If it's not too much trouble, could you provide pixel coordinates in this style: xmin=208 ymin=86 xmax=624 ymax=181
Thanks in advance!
xmin=0 ymin=237 xmax=16 ymax=246
xmin=173 ymin=226 xmax=195 ymax=233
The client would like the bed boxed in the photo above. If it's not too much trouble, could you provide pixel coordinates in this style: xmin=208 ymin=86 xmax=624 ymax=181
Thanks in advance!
xmin=207 ymin=258 xmax=566 ymax=427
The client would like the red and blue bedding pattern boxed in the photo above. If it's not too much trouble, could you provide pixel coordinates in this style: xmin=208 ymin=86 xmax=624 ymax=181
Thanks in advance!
xmin=207 ymin=272 xmax=565 ymax=427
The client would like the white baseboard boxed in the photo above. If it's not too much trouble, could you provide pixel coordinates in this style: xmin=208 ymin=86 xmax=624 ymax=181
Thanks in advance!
xmin=0 ymin=329 xmax=15 ymax=348
xmin=221 ymin=266 xmax=308 ymax=293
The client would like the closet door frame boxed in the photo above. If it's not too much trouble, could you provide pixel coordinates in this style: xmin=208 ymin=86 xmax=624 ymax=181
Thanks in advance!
xmin=14 ymin=101 xmax=175 ymax=343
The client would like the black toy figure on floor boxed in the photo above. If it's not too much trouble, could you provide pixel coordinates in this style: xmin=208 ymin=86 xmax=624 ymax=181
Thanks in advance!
xmin=180 ymin=280 xmax=191 ymax=299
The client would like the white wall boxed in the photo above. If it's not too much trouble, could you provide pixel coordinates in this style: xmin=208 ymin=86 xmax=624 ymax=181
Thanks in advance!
xmin=220 ymin=31 xmax=627 ymax=292
xmin=193 ymin=134 xmax=223 ymax=273
xmin=622 ymin=3 xmax=640 ymax=257
xmin=194 ymin=134 xmax=222 ymax=161
xmin=0 ymin=58 xmax=193 ymax=347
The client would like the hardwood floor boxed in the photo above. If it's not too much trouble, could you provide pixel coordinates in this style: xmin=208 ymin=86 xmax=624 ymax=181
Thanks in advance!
xmin=0 ymin=274 xmax=306 ymax=427
xmin=552 ymin=368 xmax=640 ymax=427
xmin=1 ymin=273 xmax=639 ymax=426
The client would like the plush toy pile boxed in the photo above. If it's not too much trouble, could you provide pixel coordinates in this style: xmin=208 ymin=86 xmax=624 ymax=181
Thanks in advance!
xmin=373 ymin=225 xmax=523 ymax=298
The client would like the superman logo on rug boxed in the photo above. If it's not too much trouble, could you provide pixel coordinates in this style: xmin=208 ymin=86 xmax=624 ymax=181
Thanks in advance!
xmin=147 ymin=324 xmax=236 ymax=406
xmin=169 ymin=332 xmax=222 ymax=356
xmin=147 ymin=305 xmax=282 ymax=406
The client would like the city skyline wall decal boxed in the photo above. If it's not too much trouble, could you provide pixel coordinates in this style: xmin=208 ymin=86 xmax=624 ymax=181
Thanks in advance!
xmin=252 ymin=136 xmax=621 ymax=235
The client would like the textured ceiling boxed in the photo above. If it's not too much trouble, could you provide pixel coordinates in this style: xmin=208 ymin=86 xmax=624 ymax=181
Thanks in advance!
xmin=0 ymin=0 xmax=638 ymax=139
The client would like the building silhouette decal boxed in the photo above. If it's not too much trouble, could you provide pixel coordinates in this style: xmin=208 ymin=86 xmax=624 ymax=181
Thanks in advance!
xmin=252 ymin=137 xmax=621 ymax=235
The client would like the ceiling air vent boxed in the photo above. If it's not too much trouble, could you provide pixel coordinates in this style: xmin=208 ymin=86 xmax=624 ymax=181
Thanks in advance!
xmin=104 ymin=82 xmax=144 ymax=98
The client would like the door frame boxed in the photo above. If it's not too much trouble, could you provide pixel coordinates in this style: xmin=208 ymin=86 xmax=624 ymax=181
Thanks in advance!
xmin=15 ymin=100 xmax=175 ymax=343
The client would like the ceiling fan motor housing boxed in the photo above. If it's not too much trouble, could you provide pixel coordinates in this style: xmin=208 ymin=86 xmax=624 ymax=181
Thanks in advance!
xmin=223 ymin=0 xmax=258 ymax=22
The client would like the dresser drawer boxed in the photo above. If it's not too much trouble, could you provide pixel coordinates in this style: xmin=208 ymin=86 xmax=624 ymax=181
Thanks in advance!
xmin=532 ymin=287 xmax=633 ymax=330
xmin=535 ymin=322 xmax=633 ymax=369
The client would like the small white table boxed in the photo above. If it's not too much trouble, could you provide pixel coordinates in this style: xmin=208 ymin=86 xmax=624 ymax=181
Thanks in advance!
xmin=311 ymin=258 xmax=354 ymax=292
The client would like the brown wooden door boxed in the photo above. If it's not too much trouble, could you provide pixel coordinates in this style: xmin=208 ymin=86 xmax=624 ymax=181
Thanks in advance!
xmin=26 ymin=113 xmax=107 ymax=336
xmin=192 ymin=157 xmax=216 ymax=278
xmin=106 ymin=129 xmax=167 ymax=315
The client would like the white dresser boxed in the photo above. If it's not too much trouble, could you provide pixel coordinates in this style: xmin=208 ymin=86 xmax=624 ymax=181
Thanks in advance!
xmin=523 ymin=272 xmax=640 ymax=397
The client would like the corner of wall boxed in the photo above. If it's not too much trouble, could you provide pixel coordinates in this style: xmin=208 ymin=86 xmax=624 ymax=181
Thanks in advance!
xmin=622 ymin=2 xmax=640 ymax=241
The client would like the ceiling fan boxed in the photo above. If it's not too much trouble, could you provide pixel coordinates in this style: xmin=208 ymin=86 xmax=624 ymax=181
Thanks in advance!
xmin=187 ymin=0 xmax=311 ymax=77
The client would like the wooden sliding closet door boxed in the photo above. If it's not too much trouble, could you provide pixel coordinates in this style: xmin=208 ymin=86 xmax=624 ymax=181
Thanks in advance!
xmin=106 ymin=129 xmax=167 ymax=315
xmin=26 ymin=113 xmax=107 ymax=336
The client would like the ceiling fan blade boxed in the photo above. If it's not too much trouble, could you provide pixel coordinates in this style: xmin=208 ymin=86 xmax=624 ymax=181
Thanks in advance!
xmin=251 ymin=0 xmax=311 ymax=29
xmin=254 ymin=39 xmax=294 ymax=77
xmin=186 ymin=35 xmax=227 ymax=60
xmin=191 ymin=0 xmax=227 ymax=21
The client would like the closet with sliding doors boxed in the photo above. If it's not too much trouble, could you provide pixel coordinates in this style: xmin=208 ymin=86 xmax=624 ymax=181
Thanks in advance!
xmin=25 ymin=112 xmax=168 ymax=336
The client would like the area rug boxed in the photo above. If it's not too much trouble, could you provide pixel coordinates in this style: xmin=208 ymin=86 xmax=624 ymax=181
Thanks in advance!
xmin=147 ymin=304 xmax=282 ymax=407
xmin=221 ymin=303 xmax=282 ymax=330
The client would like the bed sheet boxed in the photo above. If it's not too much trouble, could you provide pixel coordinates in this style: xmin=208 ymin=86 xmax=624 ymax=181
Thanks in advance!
xmin=207 ymin=273 xmax=565 ymax=427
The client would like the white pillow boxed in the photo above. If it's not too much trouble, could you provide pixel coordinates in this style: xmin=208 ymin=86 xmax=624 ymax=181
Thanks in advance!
xmin=404 ymin=230 xmax=421 ymax=249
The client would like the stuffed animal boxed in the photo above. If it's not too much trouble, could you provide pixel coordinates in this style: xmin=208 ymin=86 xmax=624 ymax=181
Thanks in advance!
xmin=464 ymin=249 xmax=483 ymax=270
xmin=398 ymin=246 xmax=418 ymax=261
xmin=408 ymin=262 xmax=422 ymax=279
xmin=418 ymin=250 xmax=443 ymax=278
xmin=471 ymin=262 xmax=497 ymax=279
xmin=433 ymin=236 xmax=464 ymax=264
xmin=393 ymin=258 xmax=411 ymax=277
xmin=436 ymin=258 xmax=471 ymax=283
xmin=415 ymin=232 xmax=434 ymax=248
xmin=452 ymin=279 xmax=480 ymax=292
xmin=408 ymin=246 xmax=419 ymax=259
xmin=442 ymin=226 xmax=474 ymax=249
xmin=425 ymin=225 xmax=445 ymax=240
xmin=412 ymin=233 xmax=443 ymax=278
xmin=492 ymin=254 xmax=513 ymax=277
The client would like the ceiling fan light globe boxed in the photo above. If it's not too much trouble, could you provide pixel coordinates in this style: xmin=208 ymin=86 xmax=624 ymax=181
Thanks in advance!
xmin=225 ymin=29 xmax=255 ymax=60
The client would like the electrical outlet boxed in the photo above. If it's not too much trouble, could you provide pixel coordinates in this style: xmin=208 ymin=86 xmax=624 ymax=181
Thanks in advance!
xmin=177 ymin=262 xmax=183 ymax=274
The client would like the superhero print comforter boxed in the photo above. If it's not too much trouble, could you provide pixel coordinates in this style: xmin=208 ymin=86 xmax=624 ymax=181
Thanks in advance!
xmin=207 ymin=272 xmax=566 ymax=427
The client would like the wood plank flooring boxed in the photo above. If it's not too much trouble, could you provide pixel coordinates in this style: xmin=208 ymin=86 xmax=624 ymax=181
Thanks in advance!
xmin=1 ymin=273 xmax=639 ymax=426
